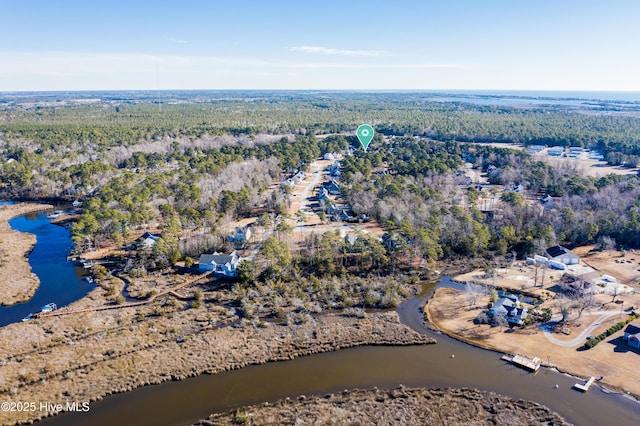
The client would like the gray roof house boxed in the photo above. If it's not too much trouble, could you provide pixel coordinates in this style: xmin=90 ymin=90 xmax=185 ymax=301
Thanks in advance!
xmin=317 ymin=187 xmax=329 ymax=201
xmin=490 ymin=294 xmax=529 ymax=325
xmin=199 ymin=251 xmax=241 ymax=277
xmin=325 ymin=180 xmax=341 ymax=195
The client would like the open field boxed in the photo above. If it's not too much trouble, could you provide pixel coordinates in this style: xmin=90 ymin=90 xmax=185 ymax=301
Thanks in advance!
xmin=200 ymin=386 xmax=569 ymax=426
xmin=473 ymin=142 xmax=639 ymax=177
xmin=0 ymin=203 xmax=53 ymax=306
xmin=426 ymin=287 xmax=640 ymax=398
xmin=575 ymin=246 xmax=640 ymax=288
xmin=538 ymin=151 xmax=638 ymax=177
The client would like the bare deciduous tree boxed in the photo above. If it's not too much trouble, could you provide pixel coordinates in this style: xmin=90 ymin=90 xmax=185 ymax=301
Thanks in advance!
xmin=466 ymin=281 xmax=484 ymax=308
xmin=573 ymin=292 xmax=597 ymax=319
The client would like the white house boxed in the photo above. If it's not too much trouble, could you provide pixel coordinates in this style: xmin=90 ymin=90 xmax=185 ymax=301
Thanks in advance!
xmin=199 ymin=251 xmax=241 ymax=277
xmin=623 ymin=324 xmax=640 ymax=349
xmin=136 ymin=232 xmax=161 ymax=249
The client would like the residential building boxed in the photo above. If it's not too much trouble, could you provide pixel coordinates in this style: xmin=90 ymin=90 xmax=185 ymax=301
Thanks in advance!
xmin=325 ymin=179 xmax=341 ymax=195
xmin=136 ymin=232 xmax=161 ymax=249
xmin=623 ymin=324 xmax=640 ymax=349
xmin=490 ymin=294 xmax=529 ymax=325
xmin=198 ymin=251 xmax=241 ymax=277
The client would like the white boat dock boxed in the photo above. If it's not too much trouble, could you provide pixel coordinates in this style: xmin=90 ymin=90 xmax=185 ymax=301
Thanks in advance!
xmin=501 ymin=354 xmax=541 ymax=372
xmin=574 ymin=376 xmax=596 ymax=392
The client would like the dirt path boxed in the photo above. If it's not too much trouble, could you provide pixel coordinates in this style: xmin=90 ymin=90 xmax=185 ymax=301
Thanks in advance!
xmin=0 ymin=202 xmax=53 ymax=306
xmin=39 ymin=271 xmax=213 ymax=318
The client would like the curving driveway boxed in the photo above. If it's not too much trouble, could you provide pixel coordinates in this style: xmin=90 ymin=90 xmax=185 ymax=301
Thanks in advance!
xmin=540 ymin=311 xmax=622 ymax=347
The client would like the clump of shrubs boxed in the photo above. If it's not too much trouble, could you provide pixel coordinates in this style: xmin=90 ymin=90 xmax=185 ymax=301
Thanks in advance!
xmin=584 ymin=313 xmax=640 ymax=349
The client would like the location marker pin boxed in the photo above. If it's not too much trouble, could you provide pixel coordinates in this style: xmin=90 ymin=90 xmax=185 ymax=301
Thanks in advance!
xmin=356 ymin=124 xmax=374 ymax=152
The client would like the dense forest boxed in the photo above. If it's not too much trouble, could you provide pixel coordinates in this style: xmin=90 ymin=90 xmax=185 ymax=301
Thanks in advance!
xmin=1 ymin=92 xmax=640 ymax=277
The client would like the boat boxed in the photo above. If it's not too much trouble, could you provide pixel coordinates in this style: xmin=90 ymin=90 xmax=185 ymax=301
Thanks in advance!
xmin=85 ymin=276 xmax=94 ymax=283
xmin=501 ymin=353 xmax=541 ymax=372
xmin=80 ymin=259 xmax=94 ymax=269
xmin=40 ymin=303 xmax=57 ymax=313
xmin=46 ymin=210 xmax=65 ymax=219
xmin=22 ymin=313 xmax=33 ymax=322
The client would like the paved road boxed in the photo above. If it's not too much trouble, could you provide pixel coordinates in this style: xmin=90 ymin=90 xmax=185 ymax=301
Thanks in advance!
xmin=540 ymin=310 xmax=622 ymax=347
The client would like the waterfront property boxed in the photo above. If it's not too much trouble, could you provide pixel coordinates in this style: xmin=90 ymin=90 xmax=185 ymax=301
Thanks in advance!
xmin=490 ymin=294 xmax=529 ymax=325
xmin=198 ymin=251 xmax=241 ymax=277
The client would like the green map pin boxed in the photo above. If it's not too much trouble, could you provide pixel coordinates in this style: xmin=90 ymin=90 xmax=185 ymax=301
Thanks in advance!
xmin=356 ymin=124 xmax=374 ymax=152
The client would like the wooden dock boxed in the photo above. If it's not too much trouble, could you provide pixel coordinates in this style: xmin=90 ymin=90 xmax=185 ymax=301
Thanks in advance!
xmin=501 ymin=354 xmax=541 ymax=372
xmin=573 ymin=376 xmax=596 ymax=392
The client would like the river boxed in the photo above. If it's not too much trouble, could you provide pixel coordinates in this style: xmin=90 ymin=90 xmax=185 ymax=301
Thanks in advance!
xmin=3 ymin=210 xmax=638 ymax=425
xmin=0 ymin=211 xmax=94 ymax=327
xmin=42 ymin=280 xmax=640 ymax=426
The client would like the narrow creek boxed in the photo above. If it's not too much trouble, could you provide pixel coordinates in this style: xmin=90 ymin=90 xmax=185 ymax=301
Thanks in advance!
xmin=0 ymin=211 xmax=94 ymax=327
xmin=42 ymin=279 xmax=640 ymax=426
xmin=2 ymin=208 xmax=638 ymax=425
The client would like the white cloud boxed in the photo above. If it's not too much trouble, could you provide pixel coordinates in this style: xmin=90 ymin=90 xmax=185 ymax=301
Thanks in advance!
xmin=0 ymin=50 xmax=470 ymax=90
xmin=165 ymin=36 xmax=188 ymax=44
xmin=0 ymin=50 xmax=465 ymax=76
xmin=290 ymin=45 xmax=385 ymax=57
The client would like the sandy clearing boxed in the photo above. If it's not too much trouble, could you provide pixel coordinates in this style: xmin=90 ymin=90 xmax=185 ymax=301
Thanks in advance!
xmin=0 ymin=203 xmax=53 ymax=306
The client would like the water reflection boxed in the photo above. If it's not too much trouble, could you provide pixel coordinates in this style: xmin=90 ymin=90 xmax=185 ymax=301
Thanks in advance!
xmin=44 ymin=279 xmax=640 ymax=426
xmin=0 ymin=212 xmax=94 ymax=327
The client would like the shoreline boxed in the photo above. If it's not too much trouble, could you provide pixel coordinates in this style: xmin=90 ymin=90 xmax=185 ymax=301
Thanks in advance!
xmin=0 ymin=203 xmax=53 ymax=306
xmin=199 ymin=386 xmax=570 ymax=425
xmin=425 ymin=287 xmax=640 ymax=403
xmin=0 ymin=303 xmax=433 ymax=425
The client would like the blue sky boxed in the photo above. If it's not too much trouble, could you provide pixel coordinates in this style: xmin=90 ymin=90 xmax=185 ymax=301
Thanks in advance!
xmin=1 ymin=0 xmax=639 ymax=91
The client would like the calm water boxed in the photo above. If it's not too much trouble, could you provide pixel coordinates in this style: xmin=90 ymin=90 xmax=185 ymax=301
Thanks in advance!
xmin=0 ymin=211 xmax=94 ymax=326
xmin=3 ymin=210 xmax=638 ymax=426
xmin=43 ymin=280 xmax=640 ymax=426
xmin=423 ymin=91 xmax=640 ymax=108
xmin=431 ymin=90 xmax=640 ymax=103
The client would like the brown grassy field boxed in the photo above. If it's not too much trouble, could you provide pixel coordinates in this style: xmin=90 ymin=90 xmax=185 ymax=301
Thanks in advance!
xmin=0 ymin=268 xmax=431 ymax=425
xmin=200 ymin=386 xmax=569 ymax=426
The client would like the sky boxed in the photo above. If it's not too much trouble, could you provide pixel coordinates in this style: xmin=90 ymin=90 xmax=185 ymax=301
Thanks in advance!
xmin=1 ymin=0 xmax=640 ymax=91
